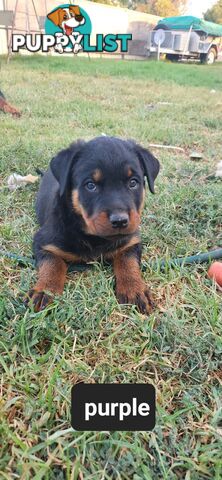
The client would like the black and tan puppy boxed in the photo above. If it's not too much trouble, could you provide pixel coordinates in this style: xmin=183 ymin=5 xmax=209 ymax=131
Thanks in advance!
xmin=28 ymin=136 xmax=160 ymax=313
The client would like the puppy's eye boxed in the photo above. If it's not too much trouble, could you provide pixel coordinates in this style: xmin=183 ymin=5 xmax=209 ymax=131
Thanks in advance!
xmin=128 ymin=178 xmax=139 ymax=189
xmin=64 ymin=14 xmax=68 ymax=19
xmin=70 ymin=13 xmax=74 ymax=17
xmin=85 ymin=181 xmax=97 ymax=191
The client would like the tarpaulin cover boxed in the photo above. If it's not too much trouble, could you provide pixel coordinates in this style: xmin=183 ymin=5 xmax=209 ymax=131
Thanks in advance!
xmin=157 ymin=16 xmax=222 ymax=37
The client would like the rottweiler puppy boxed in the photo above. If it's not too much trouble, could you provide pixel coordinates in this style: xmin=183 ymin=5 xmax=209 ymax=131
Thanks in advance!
xmin=28 ymin=136 xmax=160 ymax=313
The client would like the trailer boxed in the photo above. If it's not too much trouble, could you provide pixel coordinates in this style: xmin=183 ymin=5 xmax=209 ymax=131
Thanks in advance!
xmin=147 ymin=15 xmax=222 ymax=64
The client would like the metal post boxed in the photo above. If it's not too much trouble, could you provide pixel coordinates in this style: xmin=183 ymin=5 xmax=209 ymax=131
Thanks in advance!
xmin=7 ymin=0 xmax=42 ymax=62
xmin=26 ymin=0 xmax=30 ymax=34
xmin=31 ymin=0 xmax=41 ymax=30
xmin=7 ymin=0 xmax=19 ymax=62
xmin=157 ymin=40 xmax=160 ymax=61
xmin=44 ymin=0 xmax=48 ymax=16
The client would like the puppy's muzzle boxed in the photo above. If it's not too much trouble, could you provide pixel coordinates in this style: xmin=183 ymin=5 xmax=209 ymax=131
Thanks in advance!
xmin=109 ymin=212 xmax=129 ymax=229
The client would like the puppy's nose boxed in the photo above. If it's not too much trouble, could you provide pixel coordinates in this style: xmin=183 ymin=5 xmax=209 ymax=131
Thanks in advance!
xmin=110 ymin=212 xmax=129 ymax=229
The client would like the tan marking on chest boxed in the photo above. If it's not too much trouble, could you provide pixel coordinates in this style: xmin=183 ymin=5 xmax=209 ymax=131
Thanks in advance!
xmin=43 ymin=244 xmax=82 ymax=263
xmin=104 ymin=235 xmax=140 ymax=260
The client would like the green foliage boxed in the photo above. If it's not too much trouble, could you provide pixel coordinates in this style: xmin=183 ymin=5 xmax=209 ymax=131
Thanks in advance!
xmin=146 ymin=0 xmax=186 ymax=16
xmin=90 ymin=0 xmax=187 ymax=15
xmin=204 ymin=0 xmax=222 ymax=24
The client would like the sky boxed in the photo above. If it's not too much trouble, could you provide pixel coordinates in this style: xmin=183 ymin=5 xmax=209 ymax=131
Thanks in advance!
xmin=185 ymin=0 xmax=218 ymax=18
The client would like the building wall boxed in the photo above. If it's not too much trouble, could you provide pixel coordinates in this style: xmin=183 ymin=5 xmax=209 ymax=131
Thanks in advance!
xmin=0 ymin=0 xmax=7 ymax=54
xmin=0 ymin=0 xmax=160 ymax=56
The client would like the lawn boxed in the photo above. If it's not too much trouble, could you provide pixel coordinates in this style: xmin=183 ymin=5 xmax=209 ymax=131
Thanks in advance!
xmin=0 ymin=55 xmax=222 ymax=480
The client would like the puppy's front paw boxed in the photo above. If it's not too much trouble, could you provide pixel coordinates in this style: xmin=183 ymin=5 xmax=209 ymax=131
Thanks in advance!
xmin=25 ymin=289 xmax=53 ymax=312
xmin=116 ymin=283 xmax=155 ymax=315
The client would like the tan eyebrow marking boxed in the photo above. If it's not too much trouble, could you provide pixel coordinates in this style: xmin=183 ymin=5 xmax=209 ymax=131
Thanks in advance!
xmin=92 ymin=169 xmax=102 ymax=182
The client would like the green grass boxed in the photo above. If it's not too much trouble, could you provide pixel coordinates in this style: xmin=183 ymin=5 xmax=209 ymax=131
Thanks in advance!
xmin=0 ymin=55 xmax=222 ymax=479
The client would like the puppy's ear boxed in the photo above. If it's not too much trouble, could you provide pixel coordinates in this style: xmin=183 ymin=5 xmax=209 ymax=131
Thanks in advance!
xmin=130 ymin=142 xmax=160 ymax=194
xmin=47 ymin=8 xmax=62 ymax=26
xmin=50 ymin=141 xmax=84 ymax=197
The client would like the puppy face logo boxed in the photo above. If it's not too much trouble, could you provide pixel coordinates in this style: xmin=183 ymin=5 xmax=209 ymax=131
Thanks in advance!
xmin=47 ymin=6 xmax=85 ymax=36
xmin=46 ymin=4 xmax=90 ymax=54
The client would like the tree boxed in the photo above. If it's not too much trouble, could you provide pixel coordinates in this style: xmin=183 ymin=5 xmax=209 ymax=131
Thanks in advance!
xmin=134 ymin=0 xmax=187 ymax=15
xmin=90 ymin=0 xmax=188 ymax=15
xmin=204 ymin=0 xmax=222 ymax=24
xmin=154 ymin=0 xmax=182 ymax=16
xmin=92 ymin=0 xmax=121 ymax=4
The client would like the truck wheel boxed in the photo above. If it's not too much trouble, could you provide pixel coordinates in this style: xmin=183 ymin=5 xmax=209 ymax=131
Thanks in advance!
xmin=166 ymin=54 xmax=179 ymax=62
xmin=200 ymin=48 xmax=216 ymax=65
xmin=154 ymin=24 xmax=169 ymax=31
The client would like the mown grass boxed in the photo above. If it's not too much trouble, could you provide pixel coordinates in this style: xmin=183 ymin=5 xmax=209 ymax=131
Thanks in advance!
xmin=0 ymin=55 xmax=222 ymax=479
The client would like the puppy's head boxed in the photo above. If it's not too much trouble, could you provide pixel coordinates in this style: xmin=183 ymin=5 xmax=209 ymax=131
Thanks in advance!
xmin=47 ymin=6 xmax=84 ymax=34
xmin=50 ymin=136 xmax=160 ymax=238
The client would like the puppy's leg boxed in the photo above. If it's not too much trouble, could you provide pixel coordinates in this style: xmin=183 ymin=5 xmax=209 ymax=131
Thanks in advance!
xmin=27 ymin=254 xmax=67 ymax=312
xmin=113 ymin=244 xmax=155 ymax=315
xmin=0 ymin=96 xmax=21 ymax=117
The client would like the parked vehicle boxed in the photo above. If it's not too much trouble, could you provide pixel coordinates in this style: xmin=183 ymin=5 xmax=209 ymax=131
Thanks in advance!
xmin=147 ymin=16 xmax=222 ymax=64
